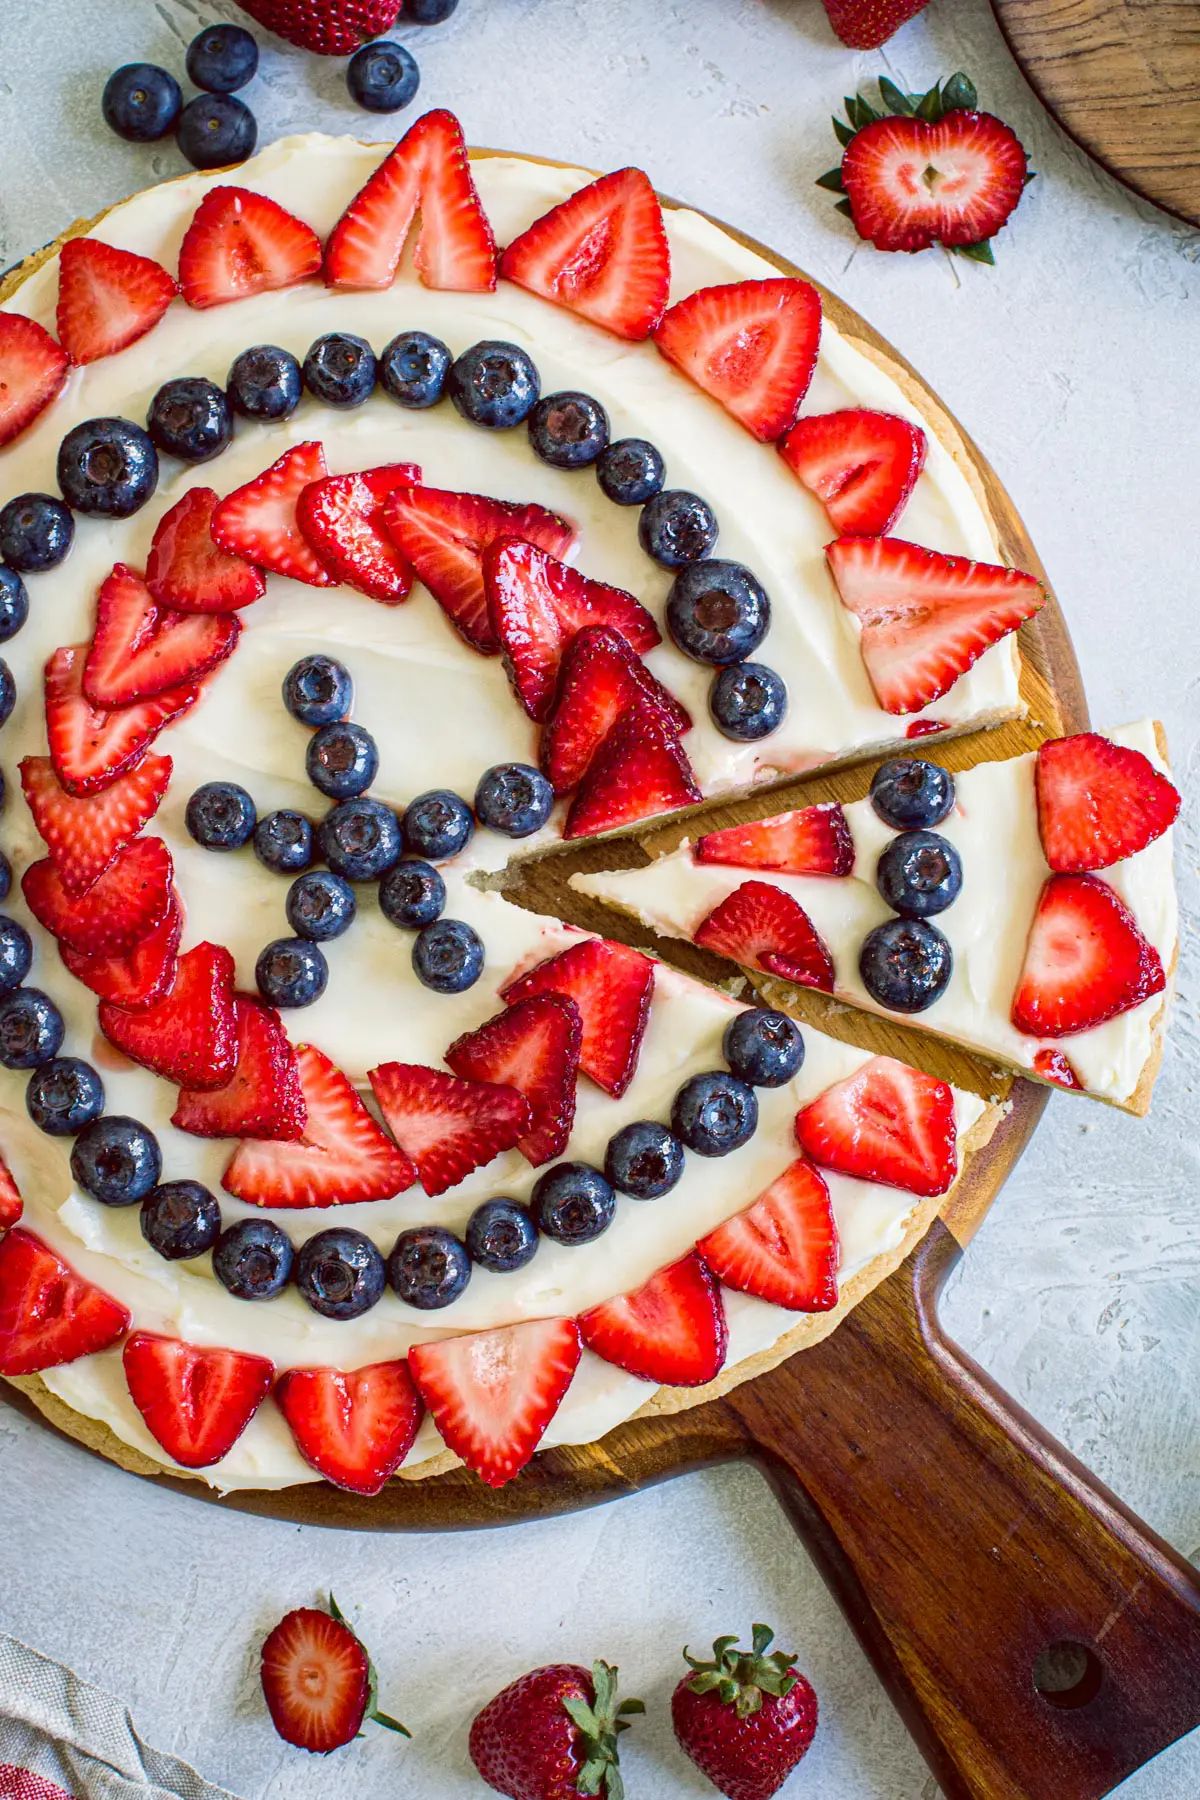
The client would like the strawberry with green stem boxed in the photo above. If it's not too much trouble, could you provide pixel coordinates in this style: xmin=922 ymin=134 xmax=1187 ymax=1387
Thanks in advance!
xmin=260 ymin=1593 xmax=409 ymax=1753
xmin=470 ymin=1658 xmax=643 ymax=1800
xmin=671 ymin=1624 xmax=817 ymax=1800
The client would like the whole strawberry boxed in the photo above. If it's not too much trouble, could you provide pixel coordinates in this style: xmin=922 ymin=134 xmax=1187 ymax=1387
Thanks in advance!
xmin=235 ymin=0 xmax=402 ymax=54
xmin=470 ymin=1659 xmax=643 ymax=1800
xmin=671 ymin=1625 xmax=817 ymax=1800
xmin=821 ymin=0 xmax=928 ymax=50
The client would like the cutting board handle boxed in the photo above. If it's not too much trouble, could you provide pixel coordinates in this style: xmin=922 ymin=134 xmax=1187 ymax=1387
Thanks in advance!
xmin=724 ymin=1219 xmax=1200 ymax=1800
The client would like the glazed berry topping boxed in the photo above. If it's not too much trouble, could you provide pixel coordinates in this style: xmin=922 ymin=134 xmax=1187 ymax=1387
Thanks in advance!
xmin=318 ymin=797 xmax=403 ymax=881
xmin=0 ymin=567 xmax=29 ymax=642
xmin=596 ymin=437 xmax=665 ymax=507
xmin=876 ymin=830 xmax=963 ymax=918
xmin=402 ymin=789 xmax=474 ymax=862
xmin=213 ymin=1216 xmax=294 ymax=1299
xmin=722 ymin=1008 xmax=805 ymax=1088
xmin=347 ymin=40 xmax=420 ymax=113
xmin=530 ymin=1162 xmax=616 ymax=1245
xmin=253 ymin=809 xmax=314 ymax=875
xmin=186 ymin=780 xmax=257 ymax=851
xmin=255 ymin=937 xmax=329 ymax=1009
xmin=297 ymin=1227 xmax=387 ymax=1320
xmin=411 ymin=917 xmax=484 ymax=994
xmin=70 ymin=1115 xmax=161 ymax=1206
xmin=474 ymin=763 xmax=554 ymax=838
xmin=671 ymin=1071 xmax=758 ymax=1157
xmin=869 ymin=758 xmax=955 ymax=831
xmin=447 ymin=341 xmax=540 ymax=430
xmin=0 ymin=919 xmax=32 ymax=994
xmin=380 ymin=330 xmax=452 ymax=409
xmin=177 ymin=92 xmax=257 ymax=170
xmin=0 ymin=989 xmax=64 ymax=1070
xmin=709 ymin=662 xmax=787 ymax=741
xmin=0 ymin=494 xmax=74 ymax=572
xmin=140 ymin=1179 xmax=222 ymax=1260
xmin=283 ymin=654 xmax=353 ymax=727
xmin=286 ymin=870 xmax=357 ymax=941
xmin=859 ymin=917 xmax=953 ymax=1012
xmin=604 ymin=1119 xmax=685 ymax=1200
xmin=147 ymin=377 xmax=233 ymax=464
xmin=27 ymin=1056 xmax=105 ymax=1136
xmin=303 ymin=332 xmax=378 ymax=408
xmin=387 ymin=1225 xmax=471 ymax=1309
xmin=379 ymin=858 xmax=445 ymax=930
xmin=0 ymin=660 xmax=15 ymax=729
xmin=465 ymin=1198 xmax=539 ymax=1273
xmin=639 ymin=489 xmax=718 ymax=568
xmin=57 ymin=418 xmax=158 ymax=518
xmin=306 ymin=721 xmax=379 ymax=800
xmin=667 ymin=560 xmax=770 ymax=665
xmin=227 ymin=345 xmax=303 ymax=421
xmin=528 ymin=391 xmax=610 ymax=469
xmin=102 ymin=63 xmax=182 ymax=141
xmin=185 ymin=24 xmax=259 ymax=93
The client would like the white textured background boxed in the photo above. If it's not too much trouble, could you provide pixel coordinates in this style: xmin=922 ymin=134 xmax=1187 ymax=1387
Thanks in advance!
xmin=0 ymin=0 xmax=1197 ymax=1795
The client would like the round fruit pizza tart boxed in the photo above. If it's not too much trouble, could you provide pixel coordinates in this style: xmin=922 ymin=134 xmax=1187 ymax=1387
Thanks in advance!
xmin=0 ymin=112 xmax=1178 ymax=1495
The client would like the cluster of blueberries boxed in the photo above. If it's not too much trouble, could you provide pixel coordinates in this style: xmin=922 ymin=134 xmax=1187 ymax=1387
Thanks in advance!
xmin=858 ymin=758 xmax=962 ymax=1014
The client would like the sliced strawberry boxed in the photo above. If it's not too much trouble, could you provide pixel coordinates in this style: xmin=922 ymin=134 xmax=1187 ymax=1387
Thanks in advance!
xmin=1012 ymin=873 xmax=1165 ymax=1040
xmin=842 ymin=112 xmax=1027 ymax=254
xmin=60 ymin=890 xmax=182 ymax=1010
xmin=368 ymin=1061 xmax=530 ymax=1197
xmin=173 ymin=995 xmax=306 ymax=1141
xmin=779 ymin=408 xmax=926 ymax=535
xmin=20 ymin=752 xmax=170 ymax=898
xmin=123 ymin=1331 xmax=273 ymax=1468
xmin=212 ymin=443 xmax=337 ymax=588
xmin=0 ymin=1227 xmax=129 ymax=1375
xmin=541 ymin=624 xmax=691 ymax=795
xmin=1033 ymin=1047 xmax=1084 ymax=1091
xmin=698 ymin=1159 xmax=839 ymax=1310
xmin=907 ymin=718 xmax=948 ymax=739
xmin=146 ymin=488 xmax=266 ymax=614
xmin=100 ymin=940 xmax=238 ymax=1089
xmin=225 ymin=1044 xmax=414 ymax=1208
xmin=274 ymin=1360 xmax=424 ymax=1496
xmin=795 ymin=1055 xmax=958 ymax=1196
xmin=296 ymin=464 xmax=420 ymax=603
xmin=407 ymin=1316 xmax=582 ymax=1488
xmin=446 ymin=994 xmax=581 ymax=1168
xmin=0 ymin=312 xmax=68 ymax=447
xmin=1035 ymin=732 xmax=1180 ymax=874
xmin=0 ymin=1153 xmax=22 ymax=1232
xmin=23 ymin=836 xmax=173 ymax=957
xmin=826 ymin=535 xmax=1045 ymax=715
xmin=694 ymin=803 xmax=855 ymax=878
xmin=501 ymin=938 xmax=655 ymax=1099
xmin=693 ymin=879 xmax=835 ymax=991
xmin=499 ymin=167 xmax=670 ymax=340
xmin=44 ymin=644 xmax=197 ymax=798
xmin=55 ymin=236 xmax=177 ymax=365
xmin=382 ymin=486 xmax=576 ymax=653
xmin=653 ymin=279 xmax=822 ymax=441
xmin=178 ymin=186 xmax=323 ymax=309
xmin=259 ymin=1606 xmax=374 ymax=1754
xmin=578 ymin=1253 xmax=728 ymax=1386
xmin=564 ymin=701 xmax=700 ymax=840
xmin=82 ymin=564 xmax=241 ymax=709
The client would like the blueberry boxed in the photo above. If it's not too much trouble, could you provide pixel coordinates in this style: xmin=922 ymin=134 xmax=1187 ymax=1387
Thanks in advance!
xmin=876 ymin=830 xmax=962 ymax=919
xmin=57 ymin=418 xmax=157 ymax=518
xmin=213 ymin=1216 xmax=293 ymax=1299
xmin=447 ymin=341 xmax=540 ymax=430
xmin=0 ymin=919 xmax=26 ymax=994
xmin=318 ymin=797 xmax=403 ymax=881
xmin=255 ymin=937 xmax=329 ymax=1008
xmin=253 ymin=809 xmax=313 ymax=874
xmin=709 ymin=661 xmax=787 ymax=741
xmin=26 ymin=1058 xmax=105 ymax=1136
xmin=403 ymin=0 xmax=458 ymax=17
xmin=347 ymin=39 xmax=420 ymax=112
xmin=474 ymin=763 xmax=554 ymax=838
xmin=287 ymin=870 xmax=357 ymax=941
xmin=0 ymin=494 xmax=74 ymax=573
xmin=185 ymin=23 xmax=259 ymax=93
xmin=0 ymin=567 xmax=29 ymax=642
xmin=297 ymin=1227 xmax=386 ymax=1319
xmin=102 ymin=63 xmax=182 ymax=141
xmin=869 ymin=758 xmax=955 ymax=831
xmin=185 ymin=780 xmax=256 ymax=851
xmin=0 ymin=659 xmax=14 ymax=729
xmin=379 ymin=859 xmax=445 ymax=930
xmin=70 ymin=1115 xmax=161 ymax=1206
xmin=604 ymin=1120 xmax=684 ymax=1200
xmin=667 ymin=560 xmax=770 ymax=665
xmin=283 ymin=654 xmax=353 ymax=727
xmin=402 ymin=788 xmax=474 ymax=861
xmin=379 ymin=330 xmax=451 ymax=409
xmin=528 ymin=391 xmax=610 ymax=469
xmin=387 ymin=1226 xmax=470 ymax=1309
xmin=140 ymin=1180 xmax=222 ymax=1260
xmin=147 ymin=377 xmax=232 ymax=464
xmin=303 ymin=332 xmax=377 ymax=408
xmin=671 ymin=1071 xmax=758 ymax=1157
xmin=639 ymin=489 xmax=718 ymax=568
xmin=530 ymin=1162 xmax=615 ymax=1245
xmin=722 ymin=1008 xmax=805 ymax=1088
xmin=227 ymin=345 xmax=302 ymax=422
xmin=412 ymin=918 xmax=484 ymax=993
xmin=177 ymin=93 xmax=257 ymax=170
xmin=306 ymin=721 xmax=378 ymax=799
xmin=0 ymin=855 xmax=11 ymax=903
xmin=0 ymin=989 xmax=64 ymax=1069
xmin=596 ymin=437 xmax=664 ymax=507
xmin=465 ymin=1198 xmax=538 ymax=1273
xmin=859 ymin=917 xmax=952 ymax=1012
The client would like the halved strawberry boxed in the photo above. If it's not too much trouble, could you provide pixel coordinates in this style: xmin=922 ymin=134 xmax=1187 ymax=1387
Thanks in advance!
xmin=123 ymin=1332 xmax=273 ymax=1468
xmin=368 ymin=1061 xmax=530 ymax=1196
xmin=23 ymin=836 xmax=173 ymax=957
xmin=0 ymin=312 xmax=68 ymax=447
xmin=541 ymin=625 xmax=691 ymax=795
xmin=60 ymin=890 xmax=182 ymax=1010
xmin=653 ymin=279 xmax=822 ymax=441
xmin=178 ymin=186 xmax=323 ymax=309
xmin=578 ymin=1253 xmax=728 ymax=1387
xmin=20 ymin=752 xmax=170 ymax=898
xmin=698 ymin=1159 xmax=840 ymax=1310
xmin=906 ymin=718 xmax=948 ymax=739
xmin=0 ymin=1227 xmax=129 ymax=1375
xmin=146 ymin=488 xmax=266 ymax=614
xmin=1035 ymin=732 xmax=1180 ymax=874
xmin=795 ymin=1055 xmax=957 ymax=1196
xmin=296 ymin=464 xmax=420 ymax=603
xmin=826 ymin=535 xmax=1045 ymax=714
xmin=82 ymin=564 xmax=241 ymax=709
xmin=499 ymin=167 xmax=670 ymax=341
xmin=407 ymin=1316 xmax=582 ymax=1488
xmin=564 ymin=701 xmax=700 ymax=840
xmin=382 ymin=487 xmax=576 ymax=653
xmin=274 ymin=1360 xmax=424 ymax=1496
xmin=44 ymin=644 xmax=197 ymax=798
xmin=694 ymin=804 xmax=855 ymax=878
xmin=779 ymin=409 xmax=926 ymax=535
xmin=1012 ymin=873 xmax=1165 ymax=1040
xmin=446 ymin=994 xmax=581 ymax=1168
xmin=55 ymin=236 xmax=177 ymax=365
xmin=212 ymin=443 xmax=337 ymax=587
xmin=173 ymin=995 xmax=306 ymax=1141
xmin=0 ymin=1153 xmax=22 ymax=1232
xmin=693 ymin=880 xmax=835 ymax=991
xmin=1033 ymin=1047 xmax=1084 ymax=1091
xmin=842 ymin=112 xmax=1027 ymax=254
xmin=100 ymin=940 xmax=238 ymax=1089
xmin=260 ymin=1605 xmax=370 ymax=1753
xmin=501 ymin=938 xmax=655 ymax=1099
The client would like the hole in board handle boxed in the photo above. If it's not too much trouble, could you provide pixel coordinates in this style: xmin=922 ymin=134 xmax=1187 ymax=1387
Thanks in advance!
xmin=1032 ymin=1640 xmax=1103 ymax=1710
